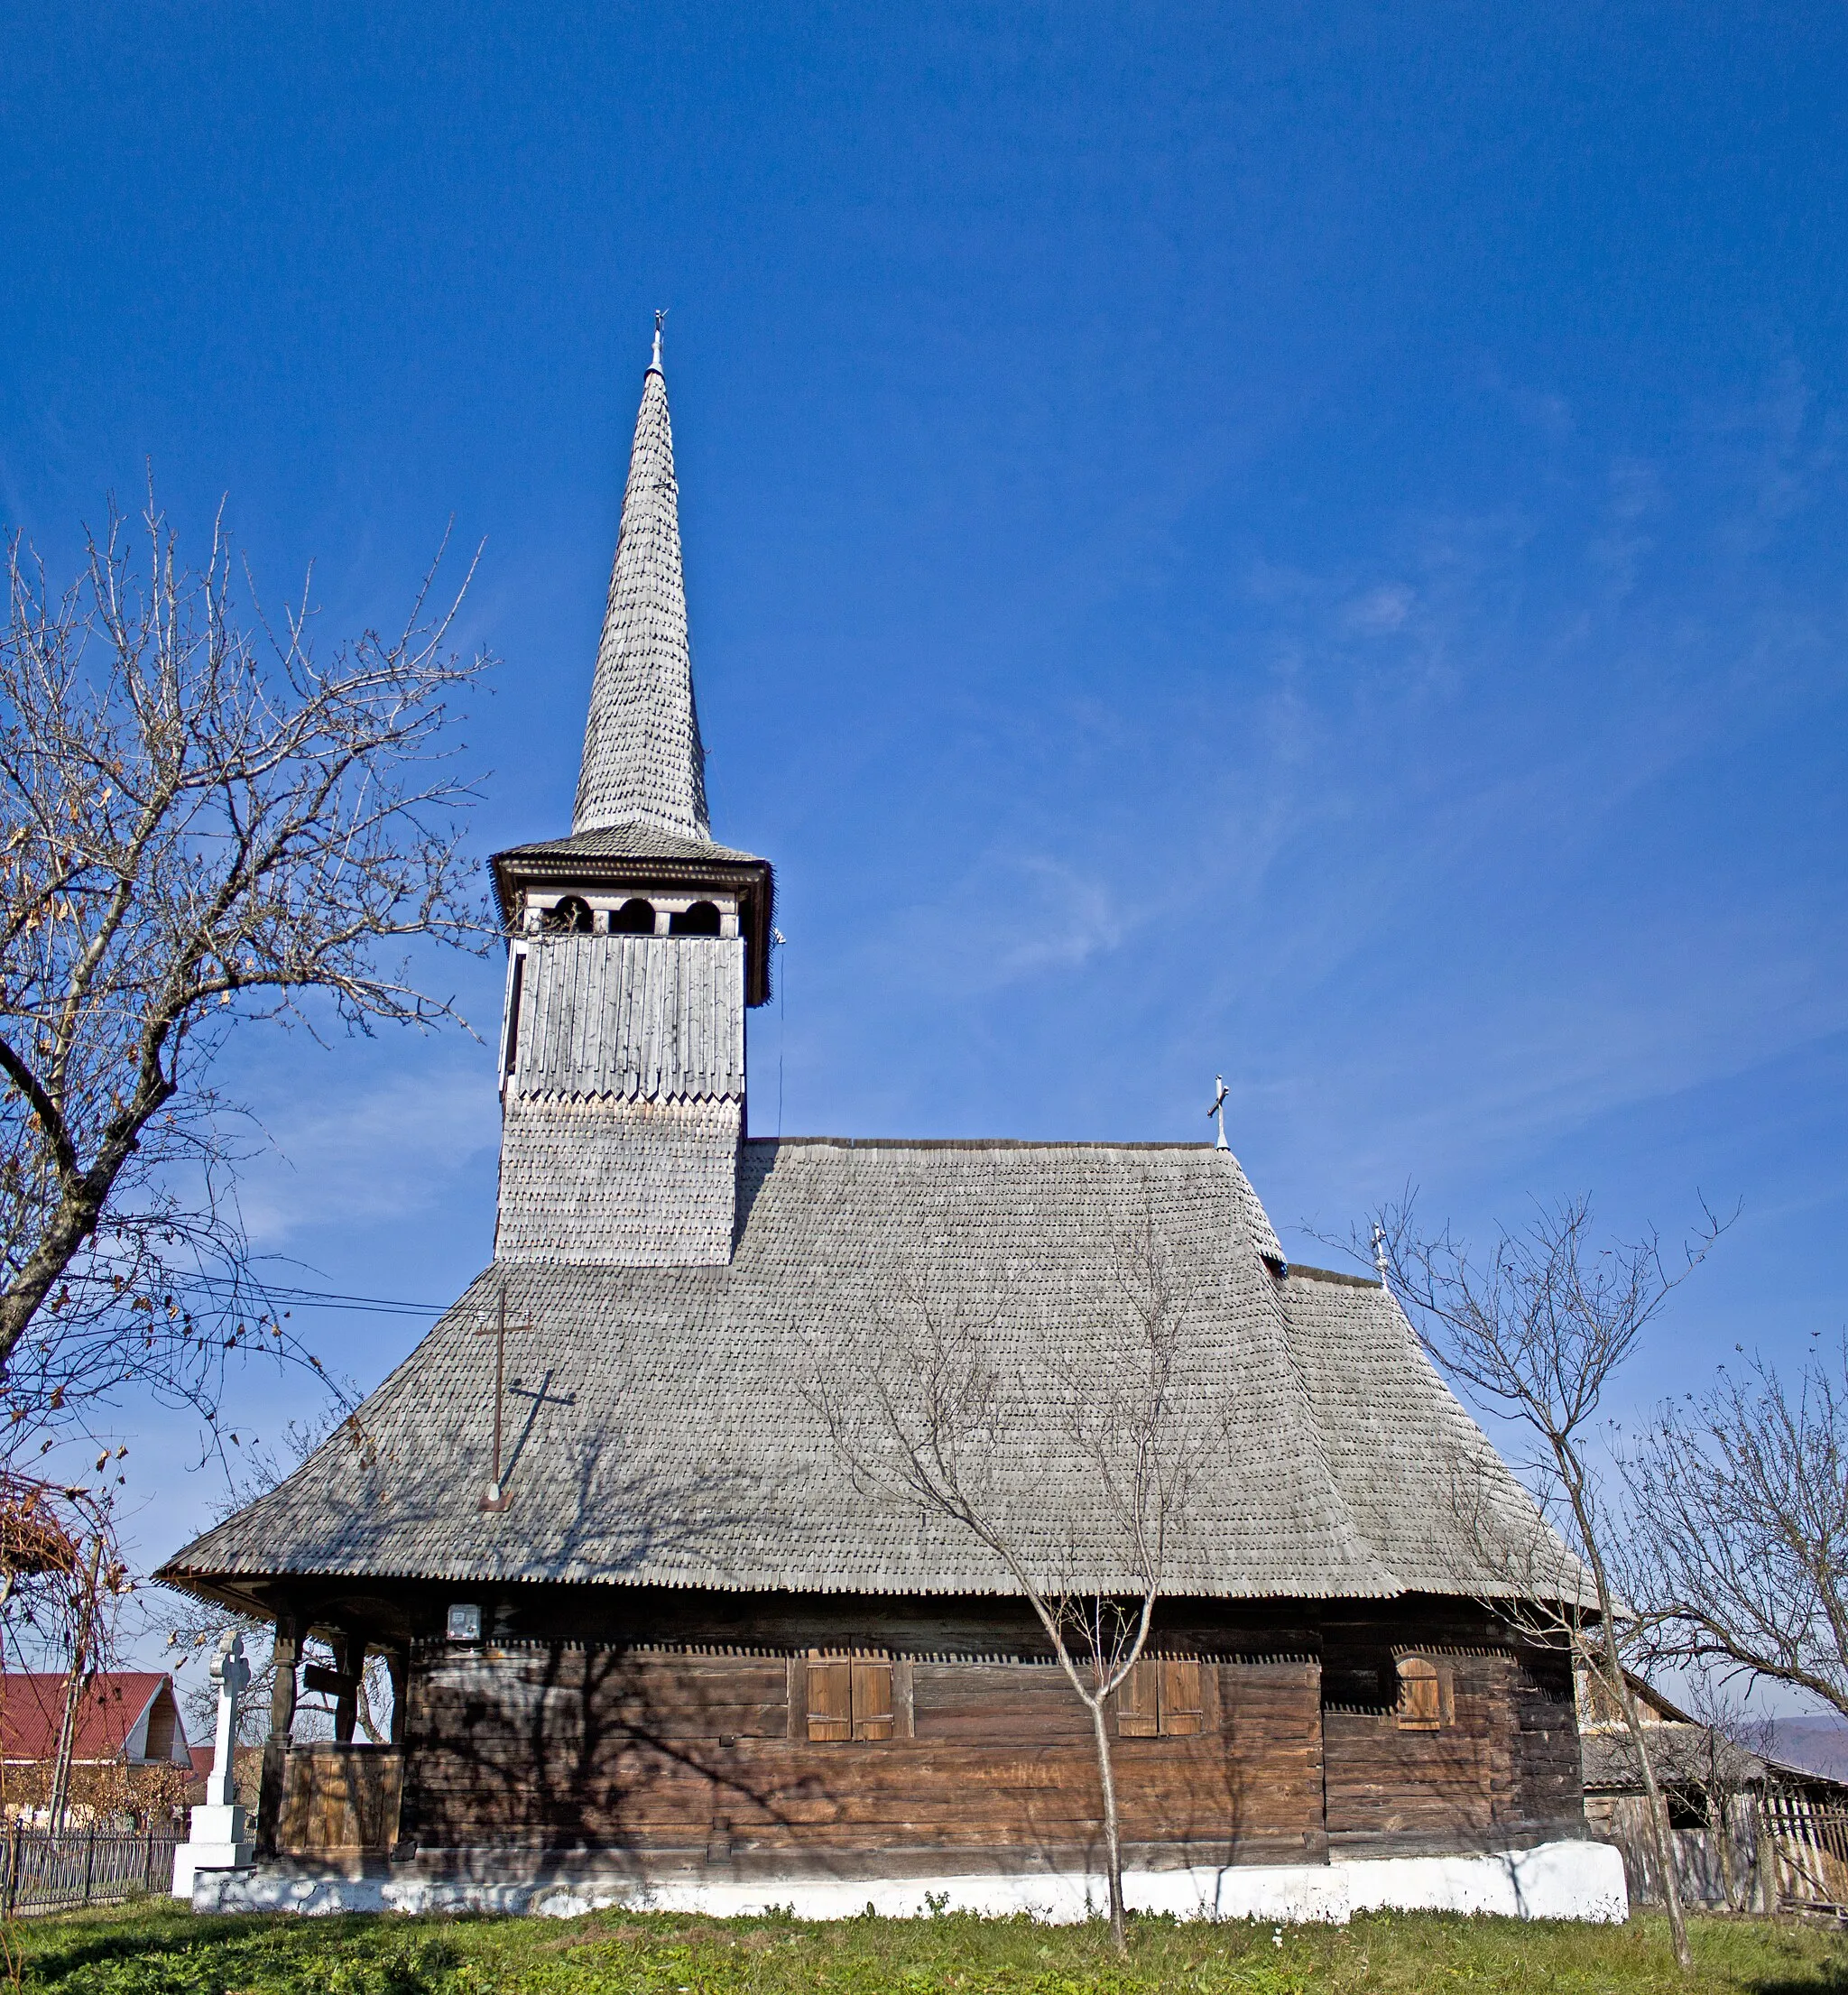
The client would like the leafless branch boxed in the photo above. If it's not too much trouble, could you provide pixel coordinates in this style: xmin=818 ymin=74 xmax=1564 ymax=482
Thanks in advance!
xmin=1624 ymin=1338 xmax=1848 ymax=1724
xmin=807 ymin=1182 xmax=1201 ymax=1952
xmin=0 ymin=491 xmax=492 ymax=1460
xmin=1342 ymin=1188 xmax=1730 ymax=1968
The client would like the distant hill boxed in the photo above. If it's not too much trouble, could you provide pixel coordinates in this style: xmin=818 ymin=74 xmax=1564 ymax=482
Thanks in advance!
xmin=1767 ymin=1716 xmax=1848 ymax=1783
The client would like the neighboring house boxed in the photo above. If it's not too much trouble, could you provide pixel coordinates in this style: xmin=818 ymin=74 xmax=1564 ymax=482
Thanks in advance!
xmin=158 ymin=325 xmax=1618 ymax=1920
xmin=1580 ymin=1671 xmax=1848 ymax=1912
xmin=0 ymin=1671 xmax=194 ymax=1824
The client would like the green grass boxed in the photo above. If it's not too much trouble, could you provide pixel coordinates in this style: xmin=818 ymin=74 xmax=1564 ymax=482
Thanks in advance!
xmin=13 ymin=1902 xmax=1848 ymax=1995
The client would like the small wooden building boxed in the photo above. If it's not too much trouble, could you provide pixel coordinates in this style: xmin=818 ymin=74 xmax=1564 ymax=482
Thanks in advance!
xmin=160 ymin=328 xmax=1613 ymax=1917
xmin=1580 ymin=1671 xmax=1848 ymax=1915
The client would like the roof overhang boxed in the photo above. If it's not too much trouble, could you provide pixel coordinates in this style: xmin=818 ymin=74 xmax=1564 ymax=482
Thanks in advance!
xmin=489 ymin=845 xmax=776 ymax=1007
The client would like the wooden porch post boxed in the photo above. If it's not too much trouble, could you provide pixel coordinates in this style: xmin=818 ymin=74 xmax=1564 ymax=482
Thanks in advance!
xmin=388 ymin=1643 xmax=419 ymax=1862
xmin=255 ymin=1612 xmax=300 ymax=1859
xmin=385 ymin=1647 xmax=408 ymax=1746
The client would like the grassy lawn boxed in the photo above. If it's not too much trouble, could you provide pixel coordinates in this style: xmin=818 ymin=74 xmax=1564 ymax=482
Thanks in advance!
xmin=13 ymin=1901 xmax=1848 ymax=1994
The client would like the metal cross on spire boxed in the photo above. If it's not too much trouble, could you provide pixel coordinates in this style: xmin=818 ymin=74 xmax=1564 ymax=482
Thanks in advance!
xmin=651 ymin=308 xmax=666 ymax=374
xmin=1206 ymin=1075 xmax=1230 ymax=1151
xmin=1371 ymin=1222 xmax=1391 ymax=1285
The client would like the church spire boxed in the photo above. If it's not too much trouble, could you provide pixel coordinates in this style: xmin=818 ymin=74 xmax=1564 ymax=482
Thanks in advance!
xmin=572 ymin=319 xmax=710 ymax=841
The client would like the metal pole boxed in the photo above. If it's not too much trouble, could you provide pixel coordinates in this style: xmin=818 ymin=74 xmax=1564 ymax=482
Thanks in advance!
xmin=491 ymin=1282 xmax=506 ymax=1493
xmin=5 ymin=1822 xmax=18 ymax=1919
xmin=82 ymin=1816 xmax=95 ymax=1904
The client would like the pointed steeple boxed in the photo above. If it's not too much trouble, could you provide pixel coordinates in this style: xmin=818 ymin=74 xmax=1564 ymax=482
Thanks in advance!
xmin=573 ymin=319 xmax=710 ymax=841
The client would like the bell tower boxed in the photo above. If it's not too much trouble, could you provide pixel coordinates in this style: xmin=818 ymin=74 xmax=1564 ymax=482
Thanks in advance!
xmin=488 ymin=321 xmax=773 ymax=1268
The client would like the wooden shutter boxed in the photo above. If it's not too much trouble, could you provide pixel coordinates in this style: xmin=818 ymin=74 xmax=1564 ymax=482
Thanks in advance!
xmin=806 ymin=1659 xmax=854 ymax=1741
xmin=851 ymin=1661 xmax=894 ymax=1741
xmin=1160 ymin=1658 xmax=1205 ymax=1736
xmin=1397 ymin=1657 xmax=1441 ymax=1731
xmin=1117 ymin=1661 xmax=1160 ymax=1737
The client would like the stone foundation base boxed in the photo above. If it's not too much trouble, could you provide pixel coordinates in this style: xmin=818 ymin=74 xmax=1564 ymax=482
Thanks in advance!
xmin=193 ymin=1839 xmax=1627 ymax=1924
xmin=172 ymin=1802 xmax=254 ymax=1899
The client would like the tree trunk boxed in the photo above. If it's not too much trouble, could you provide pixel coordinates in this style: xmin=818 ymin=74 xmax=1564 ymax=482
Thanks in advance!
xmin=47 ymin=1536 xmax=103 ymax=1839
xmin=1559 ymin=1437 xmax=1692 ymax=1972
xmin=1605 ymin=1641 xmax=1692 ymax=1968
xmin=1087 ymin=1697 xmax=1127 ymax=1953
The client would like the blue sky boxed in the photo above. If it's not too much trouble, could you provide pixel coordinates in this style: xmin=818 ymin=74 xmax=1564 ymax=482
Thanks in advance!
xmin=3 ymin=5 xmax=1845 ymax=1611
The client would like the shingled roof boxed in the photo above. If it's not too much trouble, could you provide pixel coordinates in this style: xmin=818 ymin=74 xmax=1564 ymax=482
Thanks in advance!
xmin=162 ymin=1140 xmax=1576 ymax=1606
xmin=572 ymin=323 xmax=710 ymax=843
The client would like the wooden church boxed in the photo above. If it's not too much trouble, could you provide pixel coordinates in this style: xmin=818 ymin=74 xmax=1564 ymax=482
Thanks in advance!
xmin=160 ymin=327 xmax=1622 ymax=1919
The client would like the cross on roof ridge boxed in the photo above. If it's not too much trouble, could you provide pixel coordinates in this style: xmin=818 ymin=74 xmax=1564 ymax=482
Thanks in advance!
xmin=572 ymin=321 xmax=710 ymax=843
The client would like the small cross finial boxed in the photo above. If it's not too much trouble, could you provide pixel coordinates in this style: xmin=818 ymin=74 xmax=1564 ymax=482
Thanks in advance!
xmin=1206 ymin=1074 xmax=1231 ymax=1151
xmin=651 ymin=309 xmax=666 ymax=374
xmin=1371 ymin=1222 xmax=1391 ymax=1283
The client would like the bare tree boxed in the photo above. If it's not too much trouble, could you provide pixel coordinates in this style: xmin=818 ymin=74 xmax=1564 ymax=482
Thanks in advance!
xmin=1625 ymin=1340 xmax=1848 ymax=1726
xmin=1363 ymin=1191 xmax=1726 ymax=1971
xmin=810 ymin=1195 xmax=1197 ymax=1953
xmin=0 ymin=493 xmax=488 ymax=1456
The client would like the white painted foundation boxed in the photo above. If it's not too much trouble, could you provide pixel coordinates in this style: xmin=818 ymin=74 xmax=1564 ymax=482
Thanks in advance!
xmin=192 ymin=1838 xmax=1628 ymax=1925
xmin=171 ymin=1802 xmax=254 ymax=1900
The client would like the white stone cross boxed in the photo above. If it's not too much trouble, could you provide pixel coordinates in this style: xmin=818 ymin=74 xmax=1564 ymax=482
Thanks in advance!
xmin=173 ymin=1628 xmax=256 ymax=1898
xmin=206 ymin=1630 xmax=251 ymax=1808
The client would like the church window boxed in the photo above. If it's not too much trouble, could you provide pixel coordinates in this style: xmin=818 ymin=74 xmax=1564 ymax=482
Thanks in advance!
xmin=1396 ymin=1656 xmax=1444 ymax=1731
xmin=1117 ymin=1658 xmax=1206 ymax=1737
xmin=805 ymin=1655 xmax=894 ymax=1742
xmin=612 ymin=898 xmax=656 ymax=935
xmin=670 ymin=899 xmax=722 ymax=937
xmin=546 ymin=895 xmax=594 ymax=934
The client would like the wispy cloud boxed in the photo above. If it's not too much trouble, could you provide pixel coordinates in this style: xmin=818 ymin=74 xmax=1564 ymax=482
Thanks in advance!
xmin=235 ymin=1062 xmax=501 ymax=1249
xmin=873 ymin=851 xmax=1131 ymax=999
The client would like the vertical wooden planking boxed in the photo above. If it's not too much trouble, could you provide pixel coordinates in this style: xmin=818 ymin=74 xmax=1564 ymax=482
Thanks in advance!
xmin=1160 ymin=1658 xmax=1205 ymax=1736
xmin=1396 ymin=1658 xmax=1441 ymax=1731
xmin=806 ymin=1659 xmax=853 ymax=1741
xmin=852 ymin=1662 xmax=894 ymax=1741
xmin=1117 ymin=1662 xmax=1159 ymax=1737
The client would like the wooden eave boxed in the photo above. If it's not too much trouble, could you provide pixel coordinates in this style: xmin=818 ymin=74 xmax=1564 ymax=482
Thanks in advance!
xmin=489 ymin=848 xmax=776 ymax=1007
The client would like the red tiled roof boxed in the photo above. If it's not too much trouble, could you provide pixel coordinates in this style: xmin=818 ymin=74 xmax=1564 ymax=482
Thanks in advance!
xmin=0 ymin=1672 xmax=172 ymax=1764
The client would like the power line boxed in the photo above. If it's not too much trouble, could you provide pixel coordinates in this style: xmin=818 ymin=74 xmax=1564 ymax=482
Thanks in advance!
xmin=183 ymin=1276 xmax=450 ymax=1319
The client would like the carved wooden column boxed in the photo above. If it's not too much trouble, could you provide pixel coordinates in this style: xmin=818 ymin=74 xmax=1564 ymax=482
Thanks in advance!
xmin=388 ymin=1642 xmax=420 ymax=1862
xmin=385 ymin=1647 xmax=408 ymax=1746
xmin=255 ymin=1611 xmax=300 ymax=1858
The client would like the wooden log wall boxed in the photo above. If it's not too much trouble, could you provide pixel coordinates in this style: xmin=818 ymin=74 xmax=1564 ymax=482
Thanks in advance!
xmin=264 ymin=1596 xmax=1585 ymax=1868
xmin=1319 ymin=1646 xmax=1582 ymax=1858
xmin=386 ymin=1645 xmax=1328 ymax=1867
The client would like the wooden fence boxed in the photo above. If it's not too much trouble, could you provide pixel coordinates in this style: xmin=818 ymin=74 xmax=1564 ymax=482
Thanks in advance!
xmin=0 ymin=1822 xmax=181 ymax=1914
xmin=1760 ymin=1795 xmax=1848 ymax=1917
